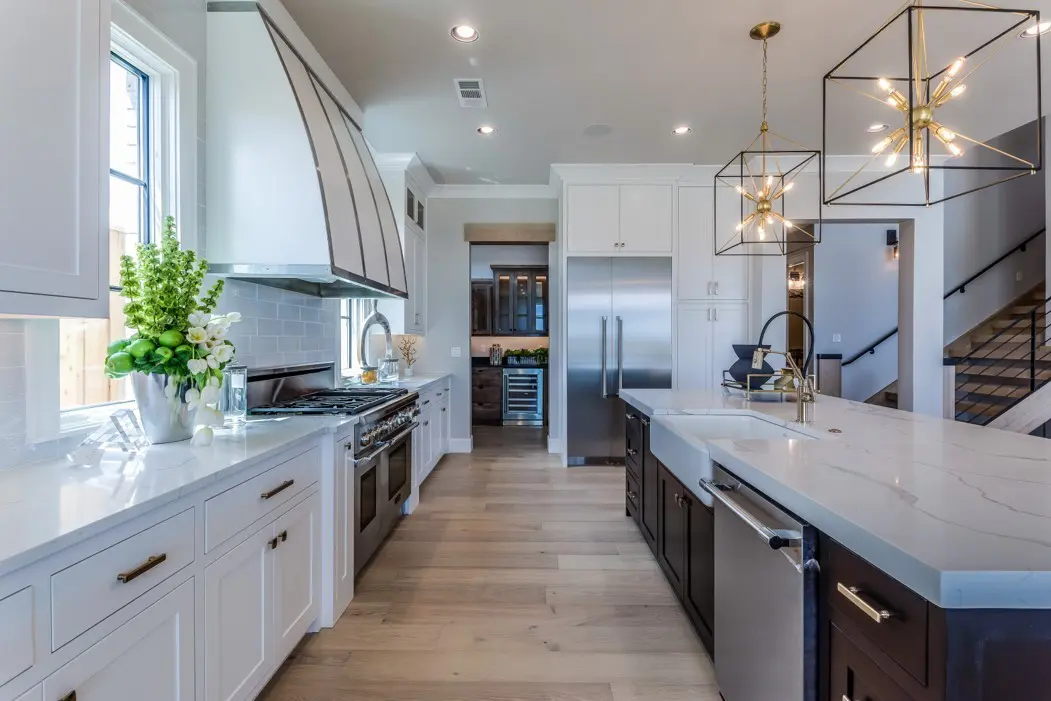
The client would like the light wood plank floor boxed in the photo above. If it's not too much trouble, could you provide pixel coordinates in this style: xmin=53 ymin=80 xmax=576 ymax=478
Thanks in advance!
xmin=260 ymin=426 xmax=718 ymax=701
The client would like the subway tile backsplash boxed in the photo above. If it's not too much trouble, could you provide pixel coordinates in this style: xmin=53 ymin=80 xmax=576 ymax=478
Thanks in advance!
xmin=213 ymin=279 xmax=341 ymax=370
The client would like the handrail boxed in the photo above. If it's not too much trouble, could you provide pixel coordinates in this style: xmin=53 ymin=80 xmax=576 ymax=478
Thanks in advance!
xmin=843 ymin=228 xmax=1045 ymax=367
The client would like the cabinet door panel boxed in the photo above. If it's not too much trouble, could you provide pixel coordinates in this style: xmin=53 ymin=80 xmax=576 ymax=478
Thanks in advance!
xmin=15 ymin=685 xmax=41 ymax=701
xmin=676 ymin=186 xmax=713 ymax=300
xmin=44 ymin=579 xmax=194 ymax=701
xmin=273 ymin=495 xmax=319 ymax=661
xmin=620 ymin=185 xmax=673 ymax=254
xmin=640 ymin=430 xmax=659 ymax=551
xmin=657 ymin=465 xmax=686 ymax=594
xmin=412 ymin=231 xmax=427 ymax=330
xmin=830 ymin=623 xmax=912 ymax=701
xmin=710 ymin=304 xmax=750 ymax=391
xmin=675 ymin=306 xmax=712 ymax=390
xmin=0 ymin=1 xmax=106 ymax=305
xmin=567 ymin=185 xmax=620 ymax=253
xmin=205 ymin=528 xmax=272 ymax=701
xmin=685 ymin=497 xmax=715 ymax=648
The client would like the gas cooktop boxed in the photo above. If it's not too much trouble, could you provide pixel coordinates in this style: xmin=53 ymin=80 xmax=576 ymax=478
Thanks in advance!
xmin=249 ymin=387 xmax=409 ymax=416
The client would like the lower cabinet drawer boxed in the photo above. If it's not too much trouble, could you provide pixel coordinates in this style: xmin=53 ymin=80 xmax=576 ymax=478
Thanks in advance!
xmin=0 ymin=586 xmax=35 ymax=687
xmin=626 ymin=471 xmax=640 ymax=518
xmin=830 ymin=622 xmax=912 ymax=701
xmin=51 ymin=509 xmax=195 ymax=651
xmin=205 ymin=446 xmax=320 ymax=552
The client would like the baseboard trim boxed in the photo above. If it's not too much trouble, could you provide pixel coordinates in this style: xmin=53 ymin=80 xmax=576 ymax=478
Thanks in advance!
xmin=449 ymin=437 xmax=473 ymax=453
xmin=547 ymin=437 xmax=562 ymax=454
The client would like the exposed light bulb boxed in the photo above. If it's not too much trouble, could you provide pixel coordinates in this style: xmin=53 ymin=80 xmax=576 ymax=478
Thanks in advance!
xmin=766 ymin=215 xmax=774 ymax=225
xmin=783 ymin=220 xmax=794 ymax=229
xmin=912 ymin=155 xmax=926 ymax=174
xmin=878 ymin=78 xmax=892 ymax=92
xmin=950 ymin=84 xmax=967 ymax=98
xmin=735 ymin=185 xmax=746 ymax=195
xmin=885 ymin=151 xmax=899 ymax=167
xmin=948 ymin=143 xmax=963 ymax=157
xmin=886 ymin=97 xmax=898 ymax=106
xmin=766 ymin=175 xmax=774 ymax=188
xmin=948 ymin=57 xmax=965 ymax=77
xmin=872 ymin=137 xmax=893 ymax=153
xmin=735 ymin=221 xmax=745 ymax=231
xmin=936 ymin=126 xmax=956 ymax=142
xmin=758 ymin=227 xmax=767 ymax=240
xmin=783 ymin=182 xmax=794 ymax=192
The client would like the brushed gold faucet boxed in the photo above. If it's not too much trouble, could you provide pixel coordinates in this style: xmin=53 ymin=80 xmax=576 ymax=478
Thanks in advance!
xmin=752 ymin=347 xmax=815 ymax=424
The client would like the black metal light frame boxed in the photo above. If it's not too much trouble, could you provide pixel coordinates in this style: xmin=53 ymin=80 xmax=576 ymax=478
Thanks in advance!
xmin=713 ymin=148 xmax=823 ymax=256
xmin=822 ymin=4 xmax=1042 ymax=207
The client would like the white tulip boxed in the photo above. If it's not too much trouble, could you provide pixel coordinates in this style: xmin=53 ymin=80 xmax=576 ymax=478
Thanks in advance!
xmin=208 ymin=375 xmax=221 ymax=388
xmin=197 ymin=405 xmax=225 ymax=428
xmin=200 ymin=384 xmax=220 ymax=405
xmin=214 ymin=344 xmax=234 ymax=363
xmin=187 ymin=358 xmax=208 ymax=375
xmin=225 ymin=312 xmax=242 ymax=324
xmin=190 ymin=426 xmax=214 ymax=446
xmin=188 ymin=311 xmax=210 ymax=328
xmin=206 ymin=353 xmax=221 ymax=369
xmin=208 ymin=324 xmax=227 ymax=341
xmin=186 ymin=327 xmax=207 ymax=344
xmin=184 ymin=387 xmax=201 ymax=409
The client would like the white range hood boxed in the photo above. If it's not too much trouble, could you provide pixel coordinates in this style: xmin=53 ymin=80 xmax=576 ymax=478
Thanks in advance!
xmin=205 ymin=3 xmax=407 ymax=298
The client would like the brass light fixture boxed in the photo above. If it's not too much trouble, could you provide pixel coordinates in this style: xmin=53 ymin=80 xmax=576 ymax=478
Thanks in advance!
xmin=823 ymin=0 xmax=1042 ymax=206
xmin=715 ymin=22 xmax=822 ymax=256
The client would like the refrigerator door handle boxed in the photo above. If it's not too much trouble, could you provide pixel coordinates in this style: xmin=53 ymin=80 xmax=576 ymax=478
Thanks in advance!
xmin=600 ymin=316 xmax=608 ymax=399
xmin=617 ymin=316 xmax=624 ymax=395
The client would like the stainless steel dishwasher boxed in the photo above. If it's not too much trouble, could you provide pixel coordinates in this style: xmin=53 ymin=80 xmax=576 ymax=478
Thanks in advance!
xmin=700 ymin=465 xmax=818 ymax=701
xmin=502 ymin=367 xmax=544 ymax=425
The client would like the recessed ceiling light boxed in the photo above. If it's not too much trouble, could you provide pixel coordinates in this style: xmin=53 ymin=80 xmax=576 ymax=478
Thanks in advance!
xmin=451 ymin=25 xmax=479 ymax=42
xmin=866 ymin=123 xmax=889 ymax=133
xmin=1021 ymin=21 xmax=1051 ymax=37
xmin=672 ymin=126 xmax=692 ymax=136
xmin=477 ymin=125 xmax=496 ymax=135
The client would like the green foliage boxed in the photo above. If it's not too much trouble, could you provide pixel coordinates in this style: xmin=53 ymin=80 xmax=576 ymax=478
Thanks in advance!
xmin=118 ymin=217 xmax=222 ymax=339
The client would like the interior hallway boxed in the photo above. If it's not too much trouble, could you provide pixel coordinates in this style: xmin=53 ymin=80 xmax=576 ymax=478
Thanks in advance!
xmin=259 ymin=426 xmax=717 ymax=700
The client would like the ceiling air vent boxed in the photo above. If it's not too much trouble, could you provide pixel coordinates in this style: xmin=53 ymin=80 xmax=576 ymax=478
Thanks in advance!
xmin=455 ymin=78 xmax=488 ymax=108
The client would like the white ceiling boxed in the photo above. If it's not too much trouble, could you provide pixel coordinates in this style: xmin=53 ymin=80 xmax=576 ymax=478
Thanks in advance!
xmin=282 ymin=0 xmax=1051 ymax=185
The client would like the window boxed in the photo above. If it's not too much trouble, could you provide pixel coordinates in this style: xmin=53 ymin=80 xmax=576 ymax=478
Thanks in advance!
xmin=36 ymin=0 xmax=198 ymax=434
xmin=341 ymin=299 xmax=369 ymax=376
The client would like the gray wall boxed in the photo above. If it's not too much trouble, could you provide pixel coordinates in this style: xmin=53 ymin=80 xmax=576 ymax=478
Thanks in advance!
xmin=417 ymin=198 xmax=559 ymax=446
xmin=814 ymin=223 xmax=900 ymax=401
xmin=469 ymin=244 xmax=548 ymax=279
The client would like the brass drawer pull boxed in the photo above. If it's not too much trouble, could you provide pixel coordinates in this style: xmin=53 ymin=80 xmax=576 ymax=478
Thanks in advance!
xmin=59 ymin=692 xmax=76 ymax=701
xmin=261 ymin=479 xmax=294 ymax=500
xmin=278 ymin=530 xmax=288 ymax=542
xmin=116 ymin=554 xmax=167 ymax=584
xmin=837 ymin=582 xmax=895 ymax=623
xmin=627 ymin=448 xmax=638 ymax=456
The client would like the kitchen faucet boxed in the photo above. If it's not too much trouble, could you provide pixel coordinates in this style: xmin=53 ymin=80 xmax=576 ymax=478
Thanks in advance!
xmin=752 ymin=347 xmax=815 ymax=425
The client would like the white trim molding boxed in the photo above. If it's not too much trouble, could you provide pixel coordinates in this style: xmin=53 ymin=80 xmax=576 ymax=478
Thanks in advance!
xmin=449 ymin=437 xmax=474 ymax=453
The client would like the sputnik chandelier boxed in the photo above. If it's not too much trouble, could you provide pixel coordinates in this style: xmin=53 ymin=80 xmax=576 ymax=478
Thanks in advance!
xmin=823 ymin=0 xmax=1042 ymax=206
xmin=715 ymin=22 xmax=822 ymax=257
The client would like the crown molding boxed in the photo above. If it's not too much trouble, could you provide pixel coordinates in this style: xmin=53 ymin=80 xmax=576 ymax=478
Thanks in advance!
xmin=428 ymin=184 xmax=558 ymax=199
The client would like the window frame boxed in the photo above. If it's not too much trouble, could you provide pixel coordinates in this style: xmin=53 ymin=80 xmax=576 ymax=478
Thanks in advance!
xmin=25 ymin=0 xmax=199 ymax=444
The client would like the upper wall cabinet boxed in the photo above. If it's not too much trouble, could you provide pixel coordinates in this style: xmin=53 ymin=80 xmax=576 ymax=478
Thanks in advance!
xmin=377 ymin=163 xmax=430 ymax=336
xmin=566 ymin=185 xmax=673 ymax=255
xmin=677 ymin=186 xmax=748 ymax=301
xmin=0 ymin=1 xmax=109 ymax=317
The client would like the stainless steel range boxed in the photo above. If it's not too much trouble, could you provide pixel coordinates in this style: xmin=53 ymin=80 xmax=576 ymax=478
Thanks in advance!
xmin=247 ymin=363 xmax=419 ymax=577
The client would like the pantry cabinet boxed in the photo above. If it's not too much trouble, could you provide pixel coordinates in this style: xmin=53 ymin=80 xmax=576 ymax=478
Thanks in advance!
xmin=0 ymin=1 xmax=110 ymax=317
xmin=566 ymin=184 xmax=673 ymax=255
xmin=43 ymin=579 xmax=194 ymax=701
xmin=677 ymin=186 xmax=749 ymax=301
xmin=676 ymin=303 xmax=750 ymax=391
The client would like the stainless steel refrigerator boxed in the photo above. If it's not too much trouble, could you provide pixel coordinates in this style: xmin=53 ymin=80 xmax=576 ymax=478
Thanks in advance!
xmin=567 ymin=257 xmax=672 ymax=465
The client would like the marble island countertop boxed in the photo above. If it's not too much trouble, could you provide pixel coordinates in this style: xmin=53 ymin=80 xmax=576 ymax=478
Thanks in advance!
xmin=620 ymin=388 xmax=1051 ymax=610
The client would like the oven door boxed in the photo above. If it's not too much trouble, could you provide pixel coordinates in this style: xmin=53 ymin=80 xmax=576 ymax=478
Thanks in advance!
xmin=382 ymin=423 xmax=417 ymax=528
xmin=353 ymin=446 xmax=384 ymax=576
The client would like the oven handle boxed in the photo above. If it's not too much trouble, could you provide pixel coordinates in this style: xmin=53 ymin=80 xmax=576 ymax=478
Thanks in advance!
xmin=699 ymin=479 xmax=802 ymax=550
xmin=353 ymin=441 xmax=389 ymax=467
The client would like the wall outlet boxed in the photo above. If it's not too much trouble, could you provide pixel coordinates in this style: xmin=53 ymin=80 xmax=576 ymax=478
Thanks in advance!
xmin=1017 ymin=271 xmax=1024 ymax=282
xmin=451 ymin=347 xmax=462 ymax=358
xmin=832 ymin=334 xmax=842 ymax=343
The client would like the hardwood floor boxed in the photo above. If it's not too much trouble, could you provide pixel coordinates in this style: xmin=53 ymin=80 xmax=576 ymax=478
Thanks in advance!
xmin=260 ymin=426 xmax=718 ymax=701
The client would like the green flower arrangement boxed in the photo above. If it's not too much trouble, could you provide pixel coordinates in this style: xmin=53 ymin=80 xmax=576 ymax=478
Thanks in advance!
xmin=104 ymin=216 xmax=240 ymax=427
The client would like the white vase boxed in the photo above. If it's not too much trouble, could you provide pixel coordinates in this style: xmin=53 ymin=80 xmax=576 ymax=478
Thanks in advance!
xmin=403 ymin=366 xmax=414 ymax=378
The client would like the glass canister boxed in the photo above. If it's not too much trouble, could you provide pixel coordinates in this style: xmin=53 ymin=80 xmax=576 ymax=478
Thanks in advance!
xmin=220 ymin=365 xmax=248 ymax=426
xmin=379 ymin=356 xmax=400 ymax=383
xmin=361 ymin=366 xmax=378 ymax=385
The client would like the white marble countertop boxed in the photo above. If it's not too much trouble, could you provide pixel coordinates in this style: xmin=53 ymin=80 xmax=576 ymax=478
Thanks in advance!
xmin=621 ymin=388 xmax=1051 ymax=609
xmin=341 ymin=373 xmax=451 ymax=394
xmin=0 ymin=415 xmax=355 ymax=578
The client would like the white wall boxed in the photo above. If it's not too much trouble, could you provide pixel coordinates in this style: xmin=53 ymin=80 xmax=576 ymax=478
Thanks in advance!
xmin=469 ymin=244 xmax=548 ymax=279
xmin=417 ymin=197 xmax=559 ymax=446
xmin=814 ymin=224 xmax=899 ymax=401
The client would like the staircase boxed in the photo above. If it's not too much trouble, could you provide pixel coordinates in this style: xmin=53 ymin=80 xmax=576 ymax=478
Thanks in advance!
xmin=947 ymin=284 xmax=1051 ymax=427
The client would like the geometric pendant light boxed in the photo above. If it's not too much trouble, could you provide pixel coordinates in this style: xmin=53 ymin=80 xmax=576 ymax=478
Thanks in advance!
xmin=822 ymin=0 xmax=1042 ymax=207
xmin=715 ymin=21 xmax=822 ymax=256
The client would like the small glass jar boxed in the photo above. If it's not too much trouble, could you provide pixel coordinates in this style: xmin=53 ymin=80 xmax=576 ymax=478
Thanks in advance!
xmin=361 ymin=366 xmax=378 ymax=385
xmin=378 ymin=357 xmax=400 ymax=383
xmin=220 ymin=365 xmax=248 ymax=425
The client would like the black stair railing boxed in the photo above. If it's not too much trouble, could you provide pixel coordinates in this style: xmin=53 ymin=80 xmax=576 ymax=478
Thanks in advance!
xmin=947 ymin=296 xmax=1051 ymax=425
xmin=843 ymin=227 xmax=1045 ymax=367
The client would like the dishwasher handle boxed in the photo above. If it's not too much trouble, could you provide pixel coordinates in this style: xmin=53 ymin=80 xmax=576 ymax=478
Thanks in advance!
xmin=699 ymin=479 xmax=802 ymax=550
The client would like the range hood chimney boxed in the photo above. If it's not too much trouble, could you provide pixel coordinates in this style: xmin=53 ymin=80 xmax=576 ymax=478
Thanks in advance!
xmin=205 ymin=3 xmax=407 ymax=299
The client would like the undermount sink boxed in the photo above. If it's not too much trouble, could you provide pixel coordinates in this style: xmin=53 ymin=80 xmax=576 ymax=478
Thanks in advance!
xmin=650 ymin=414 xmax=816 ymax=505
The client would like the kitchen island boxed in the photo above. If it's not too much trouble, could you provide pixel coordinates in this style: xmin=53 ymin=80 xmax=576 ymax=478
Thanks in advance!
xmin=619 ymin=387 xmax=1051 ymax=701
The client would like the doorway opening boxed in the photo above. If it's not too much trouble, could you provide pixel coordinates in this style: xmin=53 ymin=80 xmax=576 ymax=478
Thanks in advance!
xmin=468 ymin=243 xmax=550 ymax=442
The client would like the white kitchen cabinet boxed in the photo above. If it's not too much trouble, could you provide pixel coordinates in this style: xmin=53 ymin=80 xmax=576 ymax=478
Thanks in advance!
xmin=332 ymin=437 xmax=355 ymax=622
xmin=619 ymin=185 xmax=673 ymax=254
xmin=567 ymin=184 xmax=673 ymax=255
xmin=204 ymin=528 xmax=272 ymax=701
xmin=43 ymin=579 xmax=194 ymax=701
xmin=0 ymin=0 xmax=109 ymax=317
xmin=14 ymin=685 xmax=41 ymax=701
xmin=377 ymin=172 xmax=427 ymax=336
xmin=272 ymin=495 xmax=319 ymax=662
xmin=567 ymin=185 xmax=620 ymax=253
xmin=676 ymin=303 xmax=750 ymax=391
xmin=677 ymin=186 xmax=748 ymax=301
